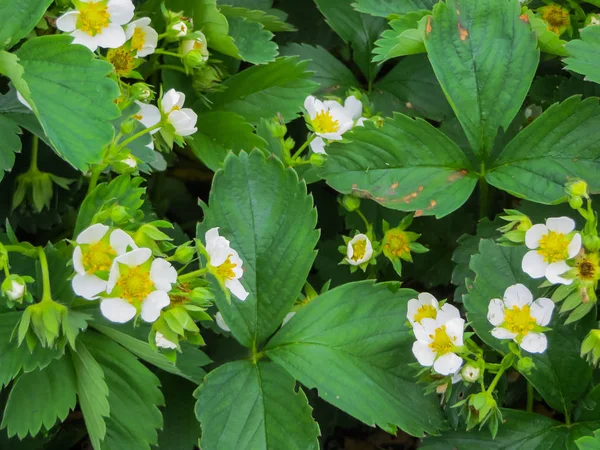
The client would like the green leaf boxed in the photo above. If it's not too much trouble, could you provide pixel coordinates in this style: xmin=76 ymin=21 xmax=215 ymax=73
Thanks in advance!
xmin=82 ymin=332 xmax=163 ymax=450
xmin=198 ymin=151 xmax=318 ymax=348
xmin=314 ymin=0 xmax=385 ymax=82
xmin=371 ymin=54 xmax=453 ymax=121
xmin=421 ymin=409 xmax=600 ymax=449
xmin=424 ymin=0 xmax=539 ymax=159
xmin=0 ymin=0 xmax=53 ymax=50
xmin=1 ymin=356 xmax=77 ymax=439
xmin=195 ymin=360 xmax=320 ymax=450
xmin=576 ymin=430 xmax=600 ymax=450
xmin=352 ymin=0 xmax=438 ymax=17
xmin=219 ymin=5 xmax=296 ymax=31
xmin=527 ymin=10 xmax=568 ymax=57
xmin=485 ymin=96 xmax=600 ymax=204
xmin=464 ymin=240 xmax=593 ymax=415
xmin=74 ymin=175 xmax=145 ymax=236
xmin=188 ymin=111 xmax=267 ymax=171
xmin=372 ymin=11 xmax=429 ymax=62
xmin=321 ymin=114 xmax=477 ymax=218
xmin=189 ymin=0 xmax=239 ymax=58
xmin=565 ymin=26 xmax=600 ymax=84
xmin=265 ymin=281 xmax=445 ymax=437
xmin=0 ymin=115 xmax=22 ymax=183
xmin=280 ymin=43 xmax=360 ymax=95
xmin=228 ymin=17 xmax=278 ymax=64
xmin=15 ymin=36 xmax=120 ymax=171
xmin=70 ymin=342 xmax=109 ymax=449
xmin=203 ymin=57 xmax=317 ymax=124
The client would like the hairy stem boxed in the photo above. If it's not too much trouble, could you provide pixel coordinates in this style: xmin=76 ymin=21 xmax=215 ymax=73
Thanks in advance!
xmin=38 ymin=247 xmax=52 ymax=303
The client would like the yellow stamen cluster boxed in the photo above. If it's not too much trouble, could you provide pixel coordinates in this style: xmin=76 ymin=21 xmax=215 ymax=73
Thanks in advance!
xmin=429 ymin=325 xmax=455 ymax=355
xmin=537 ymin=231 xmax=569 ymax=263
xmin=351 ymin=240 xmax=367 ymax=262
xmin=131 ymin=28 xmax=146 ymax=52
xmin=107 ymin=48 xmax=135 ymax=76
xmin=540 ymin=5 xmax=570 ymax=34
xmin=216 ymin=256 xmax=237 ymax=280
xmin=78 ymin=1 xmax=110 ymax=36
xmin=414 ymin=304 xmax=437 ymax=323
xmin=312 ymin=111 xmax=339 ymax=134
xmin=82 ymin=241 xmax=116 ymax=274
xmin=504 ymin=305 xmax=536 ymax=336
xmin=383 ymin=229 xmax=411 ymax=258
xmin=577 ymin=254 xmax=600 ymax=281
xmin=117 ymin=266 xmax=153 ymax=303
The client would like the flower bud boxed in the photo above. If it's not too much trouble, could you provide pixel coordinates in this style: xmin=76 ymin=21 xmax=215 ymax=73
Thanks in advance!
xmin=110 ymin=205 xmax=130 ymax=224
xmin=460 ymin=364 xmax=481 ymax=383
xmin=265 ymin=118 xmax=287 ymax=139
xmin=569 ymin=196 xmax=584 ymax=210
xmin=566 ymin=180 xmax=589 ymax=198
xmin=517 ymin=356 xmax=535 ymax=374
xmin=131 ymin=82 xmax=154 ymax=101
xmin=120 ymin=118 xmax=136 ymax=135
xmin=171 ymin=242 xmax=196 ymax=264
xmin=585 ymin=13 xmax=600 ymax=27
xmin=309 ymin=153 xmax=327 ymax=166
xmin=341 ymin=194 xmax=361 ymax=212
xmin=2 ymin=275 xmax=26 ymax=302
xmin=584 ymin=235 xmax=600 ymax=252
xmin=582 ymin=329 xmax=600 ymax=365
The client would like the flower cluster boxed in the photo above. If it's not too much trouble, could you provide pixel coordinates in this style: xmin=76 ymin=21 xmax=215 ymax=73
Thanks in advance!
xmin=204 ymin=228 xmax=249 ymax=301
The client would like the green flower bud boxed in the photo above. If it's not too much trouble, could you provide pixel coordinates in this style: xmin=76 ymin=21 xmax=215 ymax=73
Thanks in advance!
xmin=341 ymin=194 xmax=361 ymax=212
xmin=584 ymin=236 xmax=600 ymax=252
xmin=131 ymin=82 xmax=154 ymax=101
xmin=517 ymin=356 xmax=535 ymax=375
xmin=110 ymin=205 xmax=130 ymax=224
xmin=265 ymin=117 xmax=287 ymax=139
xmin=120 ymin=118 xmax=137 ymax=135
xmin=566 ymin=180 xmax=589 ymax=198
xmin=309 ymin=153 xmax=327 ymax=166
xmin=582 ymin=329 xmax=600 ymax=366
xmin=20 ymin=300 xmax=67 ymax=348
xmin=569 ymin=196 xmax=583 ymax=210
xmin=172 ymin=242 xmax=196 ymax=264
xmin=585 ymin=13 xmax=600 ymax=27
xmin=2 ymin=275 xmax=26 ymax=302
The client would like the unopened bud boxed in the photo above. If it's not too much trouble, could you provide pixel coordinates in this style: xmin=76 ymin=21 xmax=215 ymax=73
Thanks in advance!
xmin=584 ymin=235 xmax=600 ymax=252
xmin=2 ymin=275 xmax=26 ymax=302
xmin=110 ymin=205 xmax=130 ymax=224
xmin=309 ymin=153 xmax=327 ymax=166
xmin=341 ymin=194 xmax=361 ymax=212
xmin=171 ymin=242 xmax=195 ymax=264
xmin=517 ymin=356 xmax=535 ymax=374
xmin=461 ymin=364 xmax=481 ymax=383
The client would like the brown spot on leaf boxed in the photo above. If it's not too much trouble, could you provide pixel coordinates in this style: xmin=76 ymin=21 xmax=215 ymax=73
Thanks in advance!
xmin=426 ymin=16 xmax=432 ymax=34
xmin=375 ymin=197 xmax=386 ymax=202
xmin=429 ymin=200 xmax=437 ymax=209
xmin=418 ymin=186 xmax=424 ymax=192
xmin=391 ymin=182 xmax=399 ymax=189
xmin=352 ymin=183 xmax=358 ymax=189
xmin=519 ymin=13 xmax=529 ymax=23
xmin=458 ymin=24 xmax=468 ymax=41
xmin=414 ymin=209 xmax=424 ymax=218
xmin=448 ymin=169 xmax=468 ymax=182
xmin=350 ymin=187 xmax=375 ymax=201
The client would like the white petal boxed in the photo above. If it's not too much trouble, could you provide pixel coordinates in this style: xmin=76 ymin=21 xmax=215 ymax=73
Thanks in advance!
xmin=106 ymin=0 xmax=135 ymax=25
xmin=407 ymin=299 xmax=420 ymax=324
xmin=546 ymin=216 xmax=575 ymax=234
xmin=412 ymin=321 xmax=431 ymax=342
xmin=522 ymin=251 xmax=548 ymax=279
xmin=444 ymin=318 xmax=464 ymax=346
xmin=433 ymin=353 xmax=463 ymax=376
xmin=96 ymin=24 xmax=127 ymax=49
xmin=310 ymin=137 xmax=327 ymax=154
xmin=208 ymin=240 xmax=232 ymax=267
xmin=530 ymin=297 xmax=554 ymax=327
xmin=110 ymin=229 xmax=137 ymax=255
xmin=72 ymin=273 xmax=107 ymax=300
xmin=215 ymin=312 xmax=230 ymax=332
xmin=73 ymin=246 xmax=85 ymax=274
xmin=418 ymin=292 xmax=439 ymax=309
xmin=171 ymin=21 xmax=188 ymax=36
xmin=356 ymin=117 xmax=366 ymax=126
xmin=135 ymin=102 xmax=161 ymax=131
xmin=100 ymin=298 xmax=137 ymax=323
xmin=225 ymin=278 xmax=249 ymax=301
xmin=568 ymin=233 xmax=582 ymax=259
xmin=487 ymin=298 xmax=505 ymax=326
xmin=56 ymin=11 xmax=79 ymax=32
xmin=491 ymin=327 xmax=518 ymax=340
xmin=546 ymin=261 xmax=573 ymax=285
xmin=76 ymin=223 xmax=109 ymax=244
xmin=520 ymin=332 xmax=548 ymax=354
xmin=162 ymin=89 xmax=180 ymax=113
xmin=115 ymin=248 xmax=152 ymax=268
xmin=71 ymin=30 xmax=100 ymax=52
xmin=504 ymin=283 xmax=533 ymax=308
xmin=437 ymin=303 xmax=460 ymax=324
xmin=344 ymin=96 xmax=363 ymax=120
xmin=419 ymin=318 xmax=438 ymax=337
xmin=205 ymin=227 xmax=220 ymax=246
xmin=137 ymin=27 xmax=158 ymax=56
xmin=169 ymin=109 xmax=198 ymax=136
xmin=525 ymin=224 xmax=548 ymax=249
xmin=155 ymin=332 xmax=177 ymax=349
xmin=304 ymin=96 xmax=318 ymax=118
xmin=412 ymin=341 xmax=435 ymax=367
xmin=150 ymin=258 xmax=177 ymax=292
xmin=107 ymin=260 xmax=120 ymax=294
xmin=140 ymin=290 xmax=170 ymax=322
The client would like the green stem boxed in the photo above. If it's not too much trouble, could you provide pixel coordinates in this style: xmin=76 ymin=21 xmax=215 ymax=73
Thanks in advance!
xmin=29 ymin=135 xmax=39 ymax=172
xmin=114 ymin=123 xmax=162 ymax=154
xmin=155 ymin=49 xmax=184 ymax=59
xmin=87 ymin=165 xmax=105 ymax=195
xmin=157 ymin=64 xmax=188 ymax=74
xmin=38 ymin=247 xmax=52 ymax=303
xmin=3 ymin=265 xmax=10 ymax=277
xmin=355 ymin=209 xmax=370 ymax=231
xmin=526 ymin=382 xmax=534 ymax=413
xmin=178 ymin=267 xmax=209 ymax=283
xmin=4 ymin=245 xmax=38 ymax=257
xmin=157 ymin=32 xmax=169 ymax=40
xmin=487 ymin=354 xmax=513 ymax=393
xmin=291 ymin=134 xmax=316 ymax=160
xmin=479 ymin=176 xmax=489 ymax=219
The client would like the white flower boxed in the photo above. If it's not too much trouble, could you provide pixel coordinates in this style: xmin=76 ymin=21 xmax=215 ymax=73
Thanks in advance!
xmin=16 ymin=91 xmax=33 ymax=111
xmin=125 ymin=17 xmax=158 ymax=57
xmin=180 ymin=33 xmax=209 ymax=61
xmin=205 ymin=227 xmax=249 ymax=301
xmin=412 ymin=308 xmax=464 ymax=376
xmin=345 ymin=234 xmax=373 ymax=266
xmin=133 ymin=101 xmax=161 ymax=133
xmin=461 ymin=364 xmax=481 ymax=383
xmin=101 ymin=248 xmax=177 ymax=323
xmin=72 ymin=224 xmax=137 ymax=300
xmin=171 ymin=21 xmax=188 ymax=37
xmin=56 ymin=0 xmax=135 ymax=52
xmin=5 ymin=280 xmax=25 ymax=301
xmin=522 ymin=217 xmax=582 ymax=285
xmin=155 ymin=331 xmax=177 ymax=349
xmin=487 ymin=283 xmax=554 ymax=354
xmin=160 ymin=89 xmax=198 ymax=137
xmin=304 ymin=95 xmax=362 ymax=154
xmin=407 ymin=292 xmax=460 ymax=326
xmin=215 ymin=311 xmax=230 ymax=332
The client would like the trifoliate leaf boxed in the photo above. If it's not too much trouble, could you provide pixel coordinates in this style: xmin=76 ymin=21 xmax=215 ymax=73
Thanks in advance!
xmin=0 ymin=0 xmax=53 ymax=50
xmin=195 ymin=360 xmax=320 ymax=450
xmin=565 ymin=26 xmax=600 ymax=84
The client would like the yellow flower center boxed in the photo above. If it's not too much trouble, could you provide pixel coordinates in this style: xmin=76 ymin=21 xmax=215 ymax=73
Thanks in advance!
xmin=107 ymin=48 xmax=135 ymax=76
xmin=117 ymin=266 xmax=153 ymax=303
xmin=133 ymin=113 xmax=143 ymax=120
xmin=82 ymin=241 xmax=116 ymax=274
xmin=537 ymin=231 xmax=569 ymax=263
xmin=78 ymin=1 xmax=110 ymax=36
xmin=131 ymin=27 xmax=146 ymax=52
xmin=383 ymin=229 xmax=411 ymax=258
xmin=193 ymin=41 xmax=204 ymax=50
xmin=541 ymin=5 xmax=570 ymax=34
xmin=414 ymin=304 xmax=437 ymax=323
xmin=577 ymin=256 xmax=599 ymax=281
xmin=504 ymin=305 xmax=536 ymax=336
xmin=350 ymin=239 xmax=367 ymax=262
xmin=428 ymin=325 xmax=455 ymax=355
xmin=216 ymin=256 xmax=237 ymax=280
xmin=312 ymin=110 xmax=339 ymax=134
